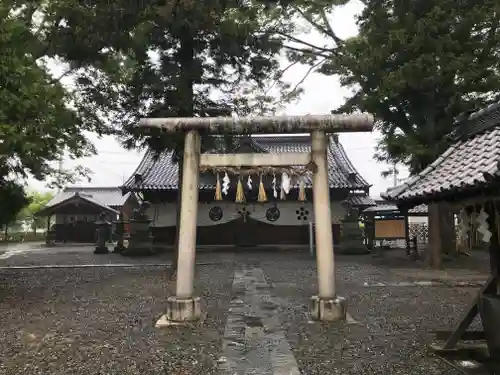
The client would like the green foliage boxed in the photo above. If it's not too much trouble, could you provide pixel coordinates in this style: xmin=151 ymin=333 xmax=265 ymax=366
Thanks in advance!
xmin=328 ymin=0 xmax=500 ymax=174
xmin=0 ymin=182 xmax=30 ymax=230
xmin=281 ymin=0 xmax=500 ymax=174
xmin=17 ymin=191 xmax=54 ymax=232
xmin=18 ymin=0 xmax=303 ymax=156
xmin=0 ymin=3 xmax=107 ymax=189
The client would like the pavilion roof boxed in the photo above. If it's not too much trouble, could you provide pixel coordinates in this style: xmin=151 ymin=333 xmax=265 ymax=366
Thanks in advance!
xmin=37 ymin=190 xmax=120 ymax=217
xmin=46 ymin=187 xmax=130 ymax=209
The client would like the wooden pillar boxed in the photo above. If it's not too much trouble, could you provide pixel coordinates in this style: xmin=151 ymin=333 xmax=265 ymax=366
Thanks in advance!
xmin=486 ymin=201 xmax=500 ymax=293
xmin=404 ymin=210 xmax=410 ymax=255
xmin=175 ymin=130 xmax=201 ymax=298
xmin=366 ymin=214 xmax=375 ymax=250
xmin=427 ymin=203 xmax=443 ymax=269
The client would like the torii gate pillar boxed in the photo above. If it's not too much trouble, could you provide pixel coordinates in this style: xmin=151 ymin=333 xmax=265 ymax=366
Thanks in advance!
xmin=310 ymin=130 xmax=346 ymax=321
xmin=162 ymin=130 xmax=203 ymax=323
xmin=139 ymin=114 xmax=373 ymax=325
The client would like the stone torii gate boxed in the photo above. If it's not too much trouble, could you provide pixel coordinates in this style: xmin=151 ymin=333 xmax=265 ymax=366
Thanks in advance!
xmin=137 ymin=114 xmax=374 ymax=325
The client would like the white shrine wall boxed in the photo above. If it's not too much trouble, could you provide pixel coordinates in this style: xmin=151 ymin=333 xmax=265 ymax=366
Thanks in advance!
xmin=148 ymin=201 xmax=347 ymax=227
xmin=55 ymin=213 xmax=118 ymax=224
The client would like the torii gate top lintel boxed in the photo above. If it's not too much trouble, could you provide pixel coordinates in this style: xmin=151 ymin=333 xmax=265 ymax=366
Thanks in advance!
xmin=138 ymin=113 xmax=374 ymax=134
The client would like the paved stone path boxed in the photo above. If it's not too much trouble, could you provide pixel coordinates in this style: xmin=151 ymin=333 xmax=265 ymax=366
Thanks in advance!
xmin=219 ymin=264 xmax=300 ymax=375
xmin=0 ymin=242 xmax=47 ymax=260
xmin=363 ymin=280 xmax=487 ymax=287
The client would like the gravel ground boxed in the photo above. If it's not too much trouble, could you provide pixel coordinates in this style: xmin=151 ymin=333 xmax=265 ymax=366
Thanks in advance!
xmin=0 ymin=264 xmax=234 ymax=375
xmin=0 ymin=246 xmax=236 ymax=267
xmin=0 ymin=248 xmax=490 ymax=374
xmin=256 ymin=252 xmax=485 ymax=375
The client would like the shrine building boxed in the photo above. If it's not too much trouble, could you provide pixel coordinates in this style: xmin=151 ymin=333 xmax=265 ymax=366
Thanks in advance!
xmin=122 ymin=134 xmax=375 ymax=247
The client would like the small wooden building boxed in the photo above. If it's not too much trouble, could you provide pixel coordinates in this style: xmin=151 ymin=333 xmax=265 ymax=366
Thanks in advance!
xmin=384 ymin=102 xmax=500 ymax=369
xmin=38 ymin=187 xmax=139 ymax=243
xmin=122 ymin=134 xmax=375 ymax=246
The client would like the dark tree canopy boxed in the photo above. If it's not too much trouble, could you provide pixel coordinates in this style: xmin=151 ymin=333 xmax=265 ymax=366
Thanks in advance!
xmin=26 ymin=0 xmax=303 ymax=155
xmin=328 ymin=0 xmax=500 ymax=174
xmin=1 ymin=3 xmax=110 ymax=223
xmin=278 ymin=0 xmax=500 ymax=174
xmin=0 ymin=4 xmax=101 ymax=184
xmin=0 ymin=182 xmax=30 ymax=230
xmin=6 ymin=0 xmax=321 ymax=265
xmin=0 ymin=0 xmax=309 ymax=225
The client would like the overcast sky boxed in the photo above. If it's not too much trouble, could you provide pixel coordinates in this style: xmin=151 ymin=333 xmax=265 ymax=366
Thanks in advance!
xmin=27 ymin=0 xmax=409 ymax=198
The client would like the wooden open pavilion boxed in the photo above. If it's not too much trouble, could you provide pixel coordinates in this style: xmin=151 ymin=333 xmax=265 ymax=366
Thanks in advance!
xmin=385 ymin=102 xmax=500 ymax=372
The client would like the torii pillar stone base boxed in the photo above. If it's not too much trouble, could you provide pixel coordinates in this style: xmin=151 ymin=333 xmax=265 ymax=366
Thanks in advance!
xmin=156 ymin=296 xmax=202 ymax=327
xmin=310 ymin=296 xmax=347 ymax=322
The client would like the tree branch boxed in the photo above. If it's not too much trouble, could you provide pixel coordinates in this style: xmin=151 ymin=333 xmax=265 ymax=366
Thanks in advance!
xmin=320 ymin=10 xmax=343 ymax=46
xmin=292 ymin=5 xmax=341 ymax=45
xmin=274 ymin=30 xmax=336 ymax=54
xmin=282 ymin=44 xmax=331 ymax=59
xmin=48 ymin=68 xmax=77 ymax=85
xmin=285 ymin=57 xmax=327 ymax=100
xmin=479 ymin=12 xmax=500 ymax=61
xmin=265 ymin=60 xmax=300 ymax=95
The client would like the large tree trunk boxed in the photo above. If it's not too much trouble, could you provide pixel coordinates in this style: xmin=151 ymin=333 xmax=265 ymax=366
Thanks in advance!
xmin=427 ymin=202 xmax=456 ymax=268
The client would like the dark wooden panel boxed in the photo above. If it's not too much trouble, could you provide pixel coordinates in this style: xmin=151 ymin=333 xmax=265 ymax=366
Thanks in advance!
xmin=151 ymin=226 xmax=176 ymax=245
xmin=151 ymin=217 xmax=341 ymax=246
xmin=52 ymin=222 xmax=102 ymax=243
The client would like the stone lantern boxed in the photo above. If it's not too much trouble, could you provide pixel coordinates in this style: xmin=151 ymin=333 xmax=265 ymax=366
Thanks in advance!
xmin=122 ymin=201 xmax=154 ymax=256
xmin=94 ymin=212 xmax=111 ymax=254
xmin=339 ymin=200 xmax=368 ymax=254
xmin=113 ymin=212 xmax=127 ymax=253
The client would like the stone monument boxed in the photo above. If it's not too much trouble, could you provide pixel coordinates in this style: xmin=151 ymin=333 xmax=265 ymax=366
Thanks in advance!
xmin=113 ymin=212 xmax=127 ymax=253
xmin=94 ymin=212 xmax=111 ymax=254
xmin=338 ymin=201 xmax=368 ymax=254
xmin=122 ymin=201 xmax=155 ymax=256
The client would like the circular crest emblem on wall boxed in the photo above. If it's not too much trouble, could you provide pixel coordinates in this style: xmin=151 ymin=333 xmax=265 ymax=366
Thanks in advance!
xmin=266 ymin=207 xmax=280 ymax=222
xmin=209 ymin=206 xmax=223 ymax=222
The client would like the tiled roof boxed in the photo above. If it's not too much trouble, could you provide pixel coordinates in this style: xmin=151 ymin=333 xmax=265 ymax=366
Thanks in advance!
xmin=38 ymin=191 xmax=119 ymax=216
xmin=384 ymin=101 xmax=500 ymax=204
xmin=347 ymin=194 xmax=377 ymax=207
xmin=363 ymin=203 xmax=427 ymax=215
xmin=47 ymin=187 xmax=130 ymax=209
xmin=122 ymin=135 xmax=370 ymax=191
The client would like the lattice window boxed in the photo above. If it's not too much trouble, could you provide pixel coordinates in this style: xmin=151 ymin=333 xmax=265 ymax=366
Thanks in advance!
xmin=409 ymin=223 xmax=428 ymax=245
